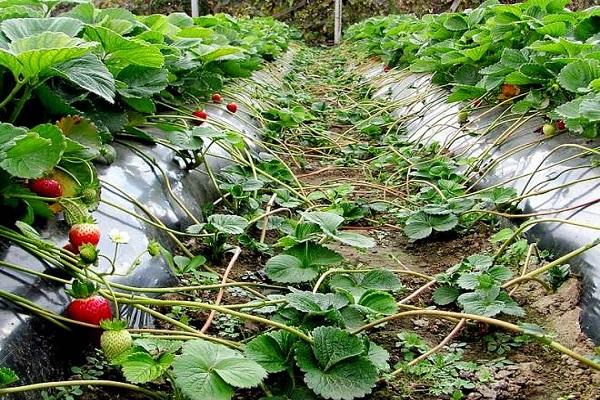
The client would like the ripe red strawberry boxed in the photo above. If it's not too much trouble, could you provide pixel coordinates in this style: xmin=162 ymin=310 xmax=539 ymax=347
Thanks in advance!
xmin=66 ymin=280 xmax=112 ymax=326
xmin=69 ymin=223 xmax=100 ymax=248
xmin=193 ymin=110 xmax=208 ymax=120
xmin=226 ymin=102 xmax=238 ymax=113
xmin=556 ymin=120 xmax=566 ymax=131
xmin=212 ymin=93 xmax=222 ymax=103
xmin=501 ymin=84 xmax=520 ymax=98
xmin=384 ymin=65 xmax=391 ymax=73
xmin=29 ymin=178 xmax=63 ymax=198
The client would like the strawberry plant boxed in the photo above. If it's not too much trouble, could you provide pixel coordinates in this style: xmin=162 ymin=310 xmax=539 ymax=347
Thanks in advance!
xmin=187 ymin=213 xmax=249 ymax=261
xmin=346 ymin=0 xmax=600 ymax=138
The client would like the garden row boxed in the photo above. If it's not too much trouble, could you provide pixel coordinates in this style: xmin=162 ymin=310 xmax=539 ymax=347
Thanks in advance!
xmin=347 ymin=0 xmax=600 ymax=138
xmin=0 ymin=1 xmax=599 ymax=400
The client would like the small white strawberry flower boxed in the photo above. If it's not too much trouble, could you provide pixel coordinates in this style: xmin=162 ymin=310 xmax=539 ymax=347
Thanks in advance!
xmin=109 ymin=229 xmax=130 ymax=244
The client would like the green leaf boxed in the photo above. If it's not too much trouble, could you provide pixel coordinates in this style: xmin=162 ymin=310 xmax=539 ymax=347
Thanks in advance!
xmin=447 ymin=85 xmax=486 ymax=102
xmin=134 ymin=338 xmax=183 ymax=355
xmin=462 ymin=43 xmax=490 ymax=61
xmin=358 ymin=290 xmax=398 ymax=314
xmin=404 ymin=211 xmax=458 ymax=240
xmin=286 ymin=291 xmax=348 ymax=314
xmin=245 ymin=331 xmax=298 ymax=373
xmin=0 ymin=367 xmax=17 ymax=388
xmin=1 ymin=17 xmax=83 ymax=40
xmin=466 ymin=254 xmax=494 ymax=269
xmin=295 ymin=327 xmax=378 ymax=400
xmin=0 ymin=122 xmax=27 ymax=150
xmin=84 ymin=26 xmax=164 ymax=70
xmin=558 ymin=60 xmax=600 ymax=94
xmin=443 ymin=15 xmax=468 ymax=31
xmin=313 ymin=326 xmax=364 ymax=370
xmin=194 ymin=44 xmax=245 ymax=63
xmin=0 ymin=124 xmax=65 ymax=178
xmin=117 ymin=65 xmax=169 ymax=98
xmin=432 ymin=285 xmax=460 ymax=305
xmin=265 ymin=254 xmax=314 ymax=283
xmin=265 ymin=242 xmax=342 ymax=284
xmin=57 ymin=116 xmax=102 ymax=157
xmin=120 ymin=351 xmax=173 ymax=384
xmin=286 ymin=242 xmax=343 ymax=267
xmin=173 ymin=340 xmax=267 ymax=400
xmin=53 ymin=53 xmax=115 ymax=103
xmin=366 ymin=342 xmax=389 ymax=372
xmin=535 ymin=21 xmax=566 ymax=37
xmin=0 ymin=31 xmax=94 ymax=80
xmin=330 ymin=269 xmax=402 ymax=299
xmin=579 ymin=94 xmax=600 ymax=122
xmin=456 ymin=274 xmax=480 ymax=290
xmin=574 ymin=15 xmax=600 ymax=41
xmin=301 ymin=211 xmax=344 ymax=234
xmin=518 ymin=322 xmax=551 ymax=343
xmin=490 ymin=228 xmax=514 ymax=243
xmin=330 ymin=230 xmax=375 ymax=249
xmin=458 ymin=288 xmax=524 ymax=317
xmin=207 ymin=214 xmax=248 ymax=235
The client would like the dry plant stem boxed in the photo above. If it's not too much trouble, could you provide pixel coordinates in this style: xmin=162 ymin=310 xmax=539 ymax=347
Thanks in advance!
xmin=352 ymin=309 xmax=600 ymax=371
xmin=509 ymin=243 xmax=536 ymax=296
xmin=503 ymin=239 xmax=600 ymax=288
xmin=117 ymin=296 xmax=313 ymax=343
xmin=404 ymin=318 xmax=467 ymax=369
xmin=494 ymin=218 xmax=600 ymax=263
xmin=130 ymin=328 xmax=241 ymax=349
xmin=519 ymin=144 xmax=600 ymax=196
xmin=398 ymin=280 xmax=437 ymax=304
xmin=260 ymin=194 xmax=278 ymax=244
xmin=0 ymin=380 xmax=163 ymax=399
xmin=200 ymin=247 xmax=242 ymax=334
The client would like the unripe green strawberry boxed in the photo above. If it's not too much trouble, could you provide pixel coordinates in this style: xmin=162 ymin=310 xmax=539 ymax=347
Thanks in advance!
xmin=147 ymin=240 xmax=161 ymax=257
xmin=79 ymin=244 xmax=98 ymax=264
xmin=100 ymin=319 xmax=133 ymax=360
xmin=543 ymin=123 xmax=556 ymax=137
xmin=458 ymin=111 xmax=469 ymax=124
xmin=82 ymin=188 xmax=98 ymax=205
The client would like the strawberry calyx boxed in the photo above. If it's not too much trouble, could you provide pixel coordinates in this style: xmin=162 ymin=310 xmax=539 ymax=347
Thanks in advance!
xmin=67 ymin=279 xmax=98 ymax=299
xmin=100 ymin=318 xmax=128 ymax=331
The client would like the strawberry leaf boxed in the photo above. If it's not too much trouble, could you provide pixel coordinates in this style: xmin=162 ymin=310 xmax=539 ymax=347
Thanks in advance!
xmin=173 ymin=340 xmax=267 ymax=400
xmin=0 ymin=367 xmax=18 ymax=388
xmin=245 ymin=331 xmax=298 ymax=373
xmin=294 ymin=327 xmax=379 ymax=400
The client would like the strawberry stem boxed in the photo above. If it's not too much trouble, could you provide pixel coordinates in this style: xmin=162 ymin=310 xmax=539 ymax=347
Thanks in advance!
xmin=0 ymin=380 xmax=164 ymax=399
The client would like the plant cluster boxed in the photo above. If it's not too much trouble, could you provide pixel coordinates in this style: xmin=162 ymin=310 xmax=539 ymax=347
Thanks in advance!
xmin=347 ymin=0 xmax=600 ymax=137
